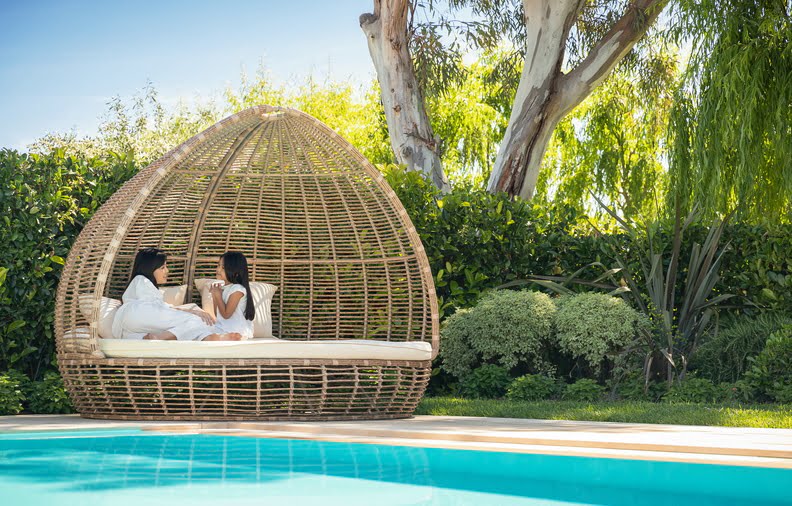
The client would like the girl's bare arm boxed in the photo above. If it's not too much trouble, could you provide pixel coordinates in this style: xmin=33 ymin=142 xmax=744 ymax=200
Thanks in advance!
xmin=212 ymin=288 xmax=244 ymax=319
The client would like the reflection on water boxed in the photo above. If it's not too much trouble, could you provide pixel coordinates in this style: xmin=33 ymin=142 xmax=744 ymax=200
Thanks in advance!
xmin=0 ymin=434 xmax=432 ymax=490
xmin=0 ymin=433 xmax=790 ymax=506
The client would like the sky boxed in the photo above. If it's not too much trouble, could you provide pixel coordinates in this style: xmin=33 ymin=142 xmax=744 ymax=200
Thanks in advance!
xmin=0 ymin=0 xmax=375 ymax=151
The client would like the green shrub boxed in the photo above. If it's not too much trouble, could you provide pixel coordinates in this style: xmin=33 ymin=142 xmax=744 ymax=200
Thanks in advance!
xmin=727 ymin=380 xmax=755 ymax=403
xmin=506 ymin=374 xmax=561 ymax=401
xmin=24 ymin=372 xmax=73 ymax=414
xmin=387 ymin=165 xmax=792 ymax=322
xmin=563 ymin=379 xmax=606 ymax=401
xmin=0 ymin=373 xmax=26 ymax=415
xmin=611 ymin=373 xmax=668 ymax=401
xmin=717 ymin=224 xmax=792 ymax=315
xmin=440 ymin=290 xmax=556 ymax=379
xmin=460 ymin=365 xmax=511 ymax=399
xmin=0 ymin=149 xmax=137 ymax=379
xmin=554 ymin=293 xmax=646 ymax=372
xmin=383 ymin=165 xmax=601 ymax=317
xmin=663 ymin=378 xmax=730 ymax=404
xmin=744 ymin=325 xmax=792 ymax=403
xmin=692 ymin=312 xmax=792 ymax=383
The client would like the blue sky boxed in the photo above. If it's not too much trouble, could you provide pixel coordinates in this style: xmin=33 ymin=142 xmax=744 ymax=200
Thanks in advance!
xmin=0 ymin=0 xmax=375 ymax=151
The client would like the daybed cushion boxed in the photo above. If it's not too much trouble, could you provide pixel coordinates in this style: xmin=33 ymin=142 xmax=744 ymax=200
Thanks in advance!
xmin=98 ymin=338 xmax=432 ymax=361
xmin=195 ymin=278 xmax=278 ymax=338
xmin=77 ymin=296 xmax=121 ymax=338
xmin=160 ymin=284 xmax=188 ymax=305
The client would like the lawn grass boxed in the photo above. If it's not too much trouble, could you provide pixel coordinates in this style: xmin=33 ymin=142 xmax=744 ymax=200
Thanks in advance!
xmin=416 ymin=397 xmax=792 ymax=429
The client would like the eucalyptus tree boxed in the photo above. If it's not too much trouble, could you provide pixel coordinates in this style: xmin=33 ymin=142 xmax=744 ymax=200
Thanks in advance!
xmin=536 ymin=49 xmax=678 ymax=222
xmin=360 ymin=0 xmax=669 ymax=198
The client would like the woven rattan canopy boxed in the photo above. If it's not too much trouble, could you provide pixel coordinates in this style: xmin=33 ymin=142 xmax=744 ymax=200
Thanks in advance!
xmin=55 ymin=105 xmax=439 ymax=420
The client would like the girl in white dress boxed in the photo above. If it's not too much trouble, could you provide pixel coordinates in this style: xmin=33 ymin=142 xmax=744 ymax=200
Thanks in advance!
xmin=206 ymin=251 xmax=256 ymax=339
xmin=112 ymin=248 xmax=242 ymax=341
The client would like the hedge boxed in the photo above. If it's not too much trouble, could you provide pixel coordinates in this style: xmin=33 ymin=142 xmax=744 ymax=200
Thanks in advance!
xmin=1 ymin=152 xmax=789 ymax=388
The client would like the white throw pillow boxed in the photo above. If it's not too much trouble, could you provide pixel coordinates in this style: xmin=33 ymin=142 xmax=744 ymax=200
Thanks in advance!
xmin=77 ymin=294 xmax=121 ymax=339
xmin=159 ymin=284 xmax=188 ymax=305
xmin=194 ymin=278 xmax=223 ymax=314
xmin=194 ymin=278 xmax=278 ymax=338
xmin=250 ymin=282 xmax=278 ymax=338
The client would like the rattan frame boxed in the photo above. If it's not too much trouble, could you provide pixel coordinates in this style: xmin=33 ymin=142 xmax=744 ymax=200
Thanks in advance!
xmin=55 ymin=106 xmax=439 ymax=420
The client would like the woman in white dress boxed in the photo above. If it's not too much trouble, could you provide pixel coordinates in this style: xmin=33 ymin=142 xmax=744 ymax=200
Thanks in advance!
xmin=112 ymin=248 xmax=242 ymax=341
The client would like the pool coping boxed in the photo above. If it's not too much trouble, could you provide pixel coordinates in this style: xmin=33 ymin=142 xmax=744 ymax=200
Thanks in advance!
xmin=2 ymin=414 xmax=791 ymax=469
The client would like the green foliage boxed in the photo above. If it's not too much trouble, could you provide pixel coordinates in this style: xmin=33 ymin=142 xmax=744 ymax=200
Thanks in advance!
xmin=611 ymin=373 xmax=669 ymax=402
xmin=426 ymin=54 xmax=509 ymax=185
xmin=0 ymin=149 xmax=138 ymax=379
xmin=554 ymin=293 xmax=647 ymax=371
xmin=744 ymin=326 xmax=792 ymax=403
xmin=573 ymin=203 xmax=735 ymax=383
xmin=668 ymin=1 xmax=792 ymax=222
xmin=32 ymin=70 xmax=395 ymax=170
xmin=226 ymin=73 xmax=395 ymax=167
xmin=563 ymin=379 xmax=606 ymax=402
xmin=440 ymin=290 xmax=556 ymax=379
xmin=663 ymin=378 xmax=731 ymax=404
xmin=537 ymin=53 xmax=677 ymax=223
xmin=692 ymin=312 xmax=792 ymax=383
xmin=1 ymin=147 xmax=783 ymax=395
xmin=31 ymin=83 xmax=221 ymax=165
xmin=506 ymin=374 xmax=561 ymax=402
xmin=24 ymin=372 xmax=73 ymax=414
xmin=0 ymin=373 xmax=26 ymax=415
xmin=460 ymin=365 xmax=511 ymax=399
xmin=388 ymin=166 xmax=792 ymax=322
xmin=384 ymin=165 xmax=602 ymax=316
xmin=717 ymin=223 xmax=792 ymax=314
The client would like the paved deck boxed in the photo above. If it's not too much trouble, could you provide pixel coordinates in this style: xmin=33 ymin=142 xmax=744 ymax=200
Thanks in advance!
xmin=2 ymin=414 xmax=791 ymax=468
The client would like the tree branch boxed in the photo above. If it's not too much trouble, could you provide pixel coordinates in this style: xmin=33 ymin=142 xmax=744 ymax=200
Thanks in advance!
xmin=360 ymin=0 xmax=450 ymax=192
xmin=557 ymin=0 xmax=669 ymax=117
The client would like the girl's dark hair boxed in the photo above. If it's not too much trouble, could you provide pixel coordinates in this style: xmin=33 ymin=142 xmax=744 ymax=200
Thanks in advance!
xmin=129 ymin=247 xmax=167 ymax=288
xmin=221 ymin=251 xmax=255 ymax=320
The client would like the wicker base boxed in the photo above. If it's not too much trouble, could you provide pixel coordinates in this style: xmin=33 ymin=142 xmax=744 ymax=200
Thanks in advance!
xmin=61 ymin=360 xmax=431 ymax=421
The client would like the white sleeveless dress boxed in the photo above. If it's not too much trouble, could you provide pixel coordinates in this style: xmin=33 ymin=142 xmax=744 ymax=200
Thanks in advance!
xmin=213 ymin=283 xmax=254 ymax=339
xmin=111 ymin=275 xmax=213 ymax=341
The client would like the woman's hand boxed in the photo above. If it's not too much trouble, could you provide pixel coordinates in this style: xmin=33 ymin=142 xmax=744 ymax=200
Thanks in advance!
xmin=191 ymin=308 xmax=216 ymax=326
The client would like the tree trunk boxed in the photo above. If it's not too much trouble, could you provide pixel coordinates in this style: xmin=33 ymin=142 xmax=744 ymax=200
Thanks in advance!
xmin=487 ymin=0 xmax=668 ymax=199
xmin=360 ymin=0 xmax=451 ymax=192
xmin=486 ymin=0 xmax=583 ymax=199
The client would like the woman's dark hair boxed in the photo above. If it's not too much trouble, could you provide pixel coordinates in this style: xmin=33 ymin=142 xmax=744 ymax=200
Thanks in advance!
xmin=129 ymin=247 xmax=167 ymax=288
xmin=221 ymin=251 xmax=255 ymax=320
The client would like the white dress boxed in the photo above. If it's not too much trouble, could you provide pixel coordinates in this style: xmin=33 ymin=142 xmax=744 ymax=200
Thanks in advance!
xmin=112 ymin=275 xmax=213 ymax=341
xmin=213 ymin=283 xmax=254 ymax=339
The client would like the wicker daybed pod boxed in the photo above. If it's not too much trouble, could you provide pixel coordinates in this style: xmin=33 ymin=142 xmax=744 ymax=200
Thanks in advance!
xmin=55 ymin=105 xmax=439 ymax=420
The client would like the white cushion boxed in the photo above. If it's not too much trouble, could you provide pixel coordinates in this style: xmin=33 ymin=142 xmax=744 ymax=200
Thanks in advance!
xmin=160 ymin=284 xmax=188 ymax=305
xmin=99 ymin=338 xmax=432 ymax=361
xmin=194 ymin=278 xmax=221 ymax=293
xmin=77 ymin=295 xmax=121 ymax=338
xmin=195 ymin=278 xmax=278 ymax=338
xmin=194 ymin=278 xmax=222 ymax=315
xmin=250 ymin=281 xmax=278 ymax=338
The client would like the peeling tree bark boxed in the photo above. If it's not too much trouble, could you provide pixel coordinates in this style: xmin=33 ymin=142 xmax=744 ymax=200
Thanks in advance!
xmin=487 ymin=0 xmax=669 ymax=199
xmin=360 ymin=0 xmax=451 ymax=192
xmin=486 ymin=0 xmax=583 ymax=199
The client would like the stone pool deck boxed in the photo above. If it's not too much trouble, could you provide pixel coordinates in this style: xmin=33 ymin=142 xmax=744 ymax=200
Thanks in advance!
xmin=2 ymin=414 xmax=791 ymax=469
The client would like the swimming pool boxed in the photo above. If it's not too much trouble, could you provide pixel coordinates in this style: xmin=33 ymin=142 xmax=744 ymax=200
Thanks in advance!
xmin=0 ymin=430 xmax=789 ymax=505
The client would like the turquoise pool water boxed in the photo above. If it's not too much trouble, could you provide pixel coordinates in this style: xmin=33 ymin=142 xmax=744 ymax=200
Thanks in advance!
xmin=0 ymin=430 xmax=789 ymax=505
